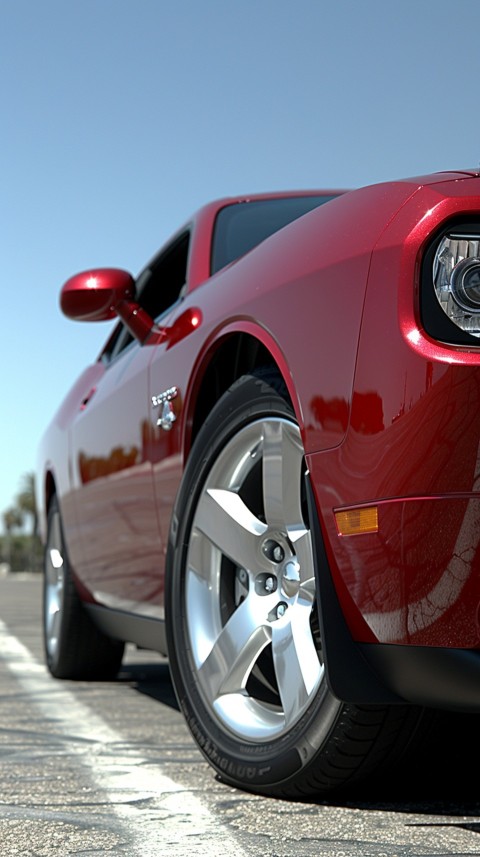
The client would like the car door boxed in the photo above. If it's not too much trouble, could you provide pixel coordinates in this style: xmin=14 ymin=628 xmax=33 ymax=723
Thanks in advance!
xmin=70 ymin=231 xmax=190 ymax=618
xmin=70 ymin=334 xmax=166 ymax=615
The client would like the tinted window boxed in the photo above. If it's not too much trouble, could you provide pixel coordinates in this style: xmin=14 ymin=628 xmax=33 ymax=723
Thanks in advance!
xmin=211 ymin=195 xmax=337 ymax=274
xmin=102 ymin=231 xmax=190 ymax=362
xmin=137 ymin=231 xmax=189 ymax=321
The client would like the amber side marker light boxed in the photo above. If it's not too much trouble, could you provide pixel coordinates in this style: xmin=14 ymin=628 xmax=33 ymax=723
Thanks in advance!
xmin=335 ymin=506 xmax=378 ymax=536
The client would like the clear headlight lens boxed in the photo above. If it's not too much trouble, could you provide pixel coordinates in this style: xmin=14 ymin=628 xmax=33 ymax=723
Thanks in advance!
xmin=433 ymin=234 xmax=480 ymax=336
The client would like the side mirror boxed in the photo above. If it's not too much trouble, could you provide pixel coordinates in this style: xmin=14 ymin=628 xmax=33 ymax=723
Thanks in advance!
xmin=60 ymin=268 xmax=155 ymax=344
xmin=60 ymin=268 xmax=136 ymax=321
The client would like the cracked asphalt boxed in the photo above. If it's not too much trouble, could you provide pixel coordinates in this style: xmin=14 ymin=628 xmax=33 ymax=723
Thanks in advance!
xmin=1 ymin=573 xmax=480 ymax=857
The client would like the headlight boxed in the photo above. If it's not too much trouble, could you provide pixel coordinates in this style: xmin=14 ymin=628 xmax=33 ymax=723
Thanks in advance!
xmin=433 ymin=234 xmax=480 ymax=337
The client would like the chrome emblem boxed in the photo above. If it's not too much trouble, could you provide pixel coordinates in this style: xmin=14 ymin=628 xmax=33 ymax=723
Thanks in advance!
xmin=151 ymin=386 xmax=178 ymax=431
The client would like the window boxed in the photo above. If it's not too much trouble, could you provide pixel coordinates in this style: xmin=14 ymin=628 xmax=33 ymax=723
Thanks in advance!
xmin=103 ymin=231 xmax=190 ymax=362
xmin=211 ymin=195 xmax=337 ymax=275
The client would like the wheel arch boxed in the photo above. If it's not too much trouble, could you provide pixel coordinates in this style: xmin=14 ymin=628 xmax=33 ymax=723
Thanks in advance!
xmin=37 ymin=468 xmax=57 ymax=544
xmin=184 ymin=327 xmax=298 ymax=456
xmin=181 ymin=330 xmax=406 ymax=710
xmin=45 ymin=470 xmax=56 ymax=510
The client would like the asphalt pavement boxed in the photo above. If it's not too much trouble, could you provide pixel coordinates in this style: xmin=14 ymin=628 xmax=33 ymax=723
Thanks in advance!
xmin=1 ymin=573 xmax=480 ymax=857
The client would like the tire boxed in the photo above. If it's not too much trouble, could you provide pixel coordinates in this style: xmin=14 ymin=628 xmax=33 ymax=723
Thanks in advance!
xmin=43 ymin=496 xmax=124 ymax=680
xmin=166 ymin=371 xmax=426 ymax=798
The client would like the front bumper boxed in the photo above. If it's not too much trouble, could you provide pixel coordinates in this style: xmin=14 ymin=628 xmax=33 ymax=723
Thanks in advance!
xmin=306 ymin=474 xmax=480 ymax=711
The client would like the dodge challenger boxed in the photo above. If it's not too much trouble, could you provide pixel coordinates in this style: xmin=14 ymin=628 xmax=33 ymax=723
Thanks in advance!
xmin=37 ymin=170 xmax=480 ymax=797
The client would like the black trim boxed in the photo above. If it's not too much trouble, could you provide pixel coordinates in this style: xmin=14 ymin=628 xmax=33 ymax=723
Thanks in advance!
xmin=360 ymin=642 xmax=480 ymax=712
xmin=85 ymin=604 xmax=168 ymax=655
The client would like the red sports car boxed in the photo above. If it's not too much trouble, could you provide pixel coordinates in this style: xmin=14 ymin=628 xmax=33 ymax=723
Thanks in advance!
xmin=37 ymin=170 xmax=480 ymax=797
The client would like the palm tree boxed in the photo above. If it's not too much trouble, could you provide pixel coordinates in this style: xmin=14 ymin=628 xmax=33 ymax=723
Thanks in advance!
xmin=16 ymin=472 xmax=38 ymax=538
xmin=3 ymin=507 xmax=23 ymax=532
xmin=2 ymin=506 xmax=24 ymax=567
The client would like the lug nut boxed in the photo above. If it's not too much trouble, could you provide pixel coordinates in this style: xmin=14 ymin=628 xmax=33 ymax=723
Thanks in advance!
xmin=255 ymin=572 xmax=278 ymax=595
xmin=276 ymin=603 xmax=287 ymax=618
xmin=262 ymin=539 xmax=285 ymax=563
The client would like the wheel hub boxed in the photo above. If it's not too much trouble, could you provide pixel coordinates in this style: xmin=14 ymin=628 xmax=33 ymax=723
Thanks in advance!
xmin=260 ymin=534 xmax=301 ymax=604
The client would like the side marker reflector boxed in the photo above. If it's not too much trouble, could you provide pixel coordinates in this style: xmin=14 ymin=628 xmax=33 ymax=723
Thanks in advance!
xmin=335 ymin=506 xmax=378 ymax=536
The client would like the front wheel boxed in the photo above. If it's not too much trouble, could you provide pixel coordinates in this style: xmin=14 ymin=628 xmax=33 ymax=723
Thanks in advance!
xmin=166 ymin=372 xmax=425 ymax=797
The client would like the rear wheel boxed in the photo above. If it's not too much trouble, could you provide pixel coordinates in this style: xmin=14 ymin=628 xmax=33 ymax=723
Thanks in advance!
xmin=166 ymin=372 xmax=425 ymax=797
xmin=43 ymin=496 xmax=124 ymax=680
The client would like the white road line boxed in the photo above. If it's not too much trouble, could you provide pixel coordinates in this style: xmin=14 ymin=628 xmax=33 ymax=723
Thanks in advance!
xmin=0 ymin=620 xmax=246 ymax=857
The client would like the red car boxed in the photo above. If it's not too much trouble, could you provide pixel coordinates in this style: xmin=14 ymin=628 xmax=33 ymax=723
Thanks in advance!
xmin=37 ymin=170 xmax=480 ymax=797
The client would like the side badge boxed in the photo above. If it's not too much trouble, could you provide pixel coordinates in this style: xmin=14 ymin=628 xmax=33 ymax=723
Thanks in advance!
xmin=151 ymin=386 xmax=179 ymax=431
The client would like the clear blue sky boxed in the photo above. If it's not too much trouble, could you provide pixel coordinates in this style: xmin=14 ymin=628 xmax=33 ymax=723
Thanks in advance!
xmin=1 ymin=0 xmax=479 ymax=528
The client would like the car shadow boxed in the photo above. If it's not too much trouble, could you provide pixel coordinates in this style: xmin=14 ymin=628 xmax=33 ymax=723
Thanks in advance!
xmin=113 ymin=664 xmax=480 ymax=822
xmin=332 ymin=709 xmax=480 ymax=821
xmin=117 ymin=659 xmax=180 ymax=711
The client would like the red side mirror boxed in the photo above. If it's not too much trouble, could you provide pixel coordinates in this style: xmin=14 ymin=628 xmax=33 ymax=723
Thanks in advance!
xmin=60 ymin=269 xmax=136 ymax=322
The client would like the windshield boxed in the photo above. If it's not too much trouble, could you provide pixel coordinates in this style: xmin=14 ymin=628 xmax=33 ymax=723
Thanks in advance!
xmin=211 ymin=195 xmax=337 ymax=274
